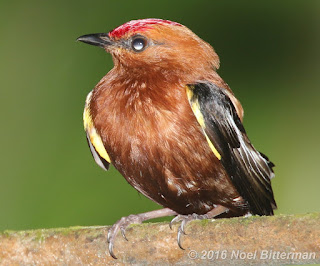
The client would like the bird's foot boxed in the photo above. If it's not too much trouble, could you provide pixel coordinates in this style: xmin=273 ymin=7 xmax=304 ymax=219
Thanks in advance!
xmin=107 ymin=214 xmax=143 ymax=259
xmin=169 ymin=205 xmax=228 ymax=249
xmin=107 ymin=208 xmax=177 ymax=259
xmin=169 ymin=213 xmax=208 ymax=249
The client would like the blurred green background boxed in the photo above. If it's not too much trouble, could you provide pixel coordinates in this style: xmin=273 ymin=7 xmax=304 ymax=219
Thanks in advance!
xmin=0 ymin=0 xmax=319 ymax=231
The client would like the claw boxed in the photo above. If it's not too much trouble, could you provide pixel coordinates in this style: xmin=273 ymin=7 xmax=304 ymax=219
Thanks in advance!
xmin=177 ymin=218 xmax=189 ymax=249
xmin=106 ymin=208 xmax=177 ymax=259
xmin=180 ymin=219 xmax=187 ymax=235
xmin=107 ymin=229 xmax=112 ymax=243
xmin=106 ymin=214 xmax=143 ymax=258
xmin=121 ymin=227 xmax=128 ymax=241
xmin=169 ymin=215 xmax=181 ymax=230
xmin=108 ymin=242 xmax=117 ymax=259
xmin=170 ymin=213 xmax=210 ymax=250
xmin=177 ymin=226 xmax=186 ymax=250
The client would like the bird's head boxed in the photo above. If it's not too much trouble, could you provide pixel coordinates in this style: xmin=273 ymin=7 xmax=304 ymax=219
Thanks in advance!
xmin=77 ymin=19 xmax=220 ymax=79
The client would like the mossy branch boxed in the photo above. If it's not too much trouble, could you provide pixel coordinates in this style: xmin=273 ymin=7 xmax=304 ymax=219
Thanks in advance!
xmin=0 ymin=213 xmax=319 ymax=265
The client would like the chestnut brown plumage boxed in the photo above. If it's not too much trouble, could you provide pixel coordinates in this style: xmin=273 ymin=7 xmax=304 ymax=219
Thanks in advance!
xmin=77 ymin=18 xmax=277 ymax=258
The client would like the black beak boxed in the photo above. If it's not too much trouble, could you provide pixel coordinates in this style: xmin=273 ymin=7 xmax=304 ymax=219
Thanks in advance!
xmin=76 ymin=33 xmax=113 ymax=48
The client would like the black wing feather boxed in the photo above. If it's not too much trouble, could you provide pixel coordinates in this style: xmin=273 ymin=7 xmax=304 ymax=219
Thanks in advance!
xmin=188 ymin=82 xmax=276 ymax=215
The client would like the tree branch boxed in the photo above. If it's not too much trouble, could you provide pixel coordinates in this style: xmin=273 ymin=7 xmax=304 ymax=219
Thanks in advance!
xmin=0 ymin=213 xmax=319 ymax=265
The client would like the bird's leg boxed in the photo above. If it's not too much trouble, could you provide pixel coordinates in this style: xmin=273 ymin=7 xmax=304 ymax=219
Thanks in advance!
xmin=107 ymin=208 xmax=177 ymax=259
xmin=169 ymin=205 xmax=228 ymax=249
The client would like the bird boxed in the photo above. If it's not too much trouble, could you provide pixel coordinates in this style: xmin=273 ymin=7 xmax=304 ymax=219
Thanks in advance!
xmin=77 ymin=18 xmax=277 ymax=258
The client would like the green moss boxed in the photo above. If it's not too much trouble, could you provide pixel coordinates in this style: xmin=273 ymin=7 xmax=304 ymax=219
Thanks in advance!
xmin=300 ymin=212 xmax=320 ymax=220
xmin=198 ymin=219 xmax=209 ymax=226
xmin=57 ymin=226 xmax=85 ymax=236
xmin=127 ymin=223 xmax=143 ymax=229
xmin=34 ymin=230 xmax=46 ymax=243
xmin=239 ymin=217 xmax=255 ymax=226
xmin=0 ymin=230 xmax=12 ymax=237
xmin=85 ymin=228 xmax=106 ymax=241
xmin=310 ymin=212 xmax=320 ymax=219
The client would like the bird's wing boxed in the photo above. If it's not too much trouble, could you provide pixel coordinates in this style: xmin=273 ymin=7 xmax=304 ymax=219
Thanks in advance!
xmin=186 ymin=82 xmax=276 ymax=215
xmin=83 ymin=91 xmax=110 ymax=171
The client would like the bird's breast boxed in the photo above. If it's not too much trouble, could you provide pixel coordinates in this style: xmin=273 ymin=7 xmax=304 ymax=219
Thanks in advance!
xmin=89 ymin=80 xmax=240 ymax=214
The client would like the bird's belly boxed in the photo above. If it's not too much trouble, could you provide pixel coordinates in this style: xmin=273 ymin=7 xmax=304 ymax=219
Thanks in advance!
xmin=92 ymin=86 xmax=242 ymax=214
xmin=109 ymin=120 xmax=240 ymax=215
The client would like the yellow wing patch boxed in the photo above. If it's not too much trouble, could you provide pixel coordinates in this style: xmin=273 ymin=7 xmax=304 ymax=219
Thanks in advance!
xmin=83 ymin=91 xmax=111 ymax=165
xmin=186 ymin=86 xmax=222 ymax=160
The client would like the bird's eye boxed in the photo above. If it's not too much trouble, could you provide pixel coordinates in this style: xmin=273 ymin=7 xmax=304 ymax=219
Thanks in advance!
xmin=131 ymin=36 xmax=147 ymax=52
